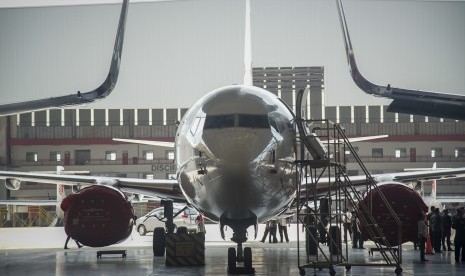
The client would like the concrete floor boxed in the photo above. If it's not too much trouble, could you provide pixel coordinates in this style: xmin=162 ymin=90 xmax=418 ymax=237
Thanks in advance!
xmin=0 ymin=225 xmax=464 ymax=275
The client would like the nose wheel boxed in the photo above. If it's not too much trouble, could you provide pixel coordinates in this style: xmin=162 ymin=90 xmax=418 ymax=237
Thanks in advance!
xmin=227 ymin=244 xmax=255 ymax=274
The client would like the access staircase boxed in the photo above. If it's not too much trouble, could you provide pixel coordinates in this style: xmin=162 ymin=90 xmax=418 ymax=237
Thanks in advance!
xmin=294 ymin=89 xmax=402 ymax=275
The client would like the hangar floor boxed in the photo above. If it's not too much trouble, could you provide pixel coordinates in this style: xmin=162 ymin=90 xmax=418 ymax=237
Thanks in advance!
xmin=0 ymin=225 xmax=463 ymax=275
xmin=0 ymin=242 xmax=462 ymax=276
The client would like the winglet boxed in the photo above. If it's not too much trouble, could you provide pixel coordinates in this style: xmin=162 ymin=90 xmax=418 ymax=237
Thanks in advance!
xmin=0 ymin=0 xmax=129 ymax=116
xmin=335 ymin=0 xmax=388 ymax=98
xmin=243 ymin=0 xmax=253 ymax=86
xmin=336 ymin=0 xmax=465 ymax=120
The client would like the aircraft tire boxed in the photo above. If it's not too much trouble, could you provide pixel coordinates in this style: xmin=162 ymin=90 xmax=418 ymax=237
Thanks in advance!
xmin=138 ymin=225 xmax=147 ymax=236
xmin=177 ymin=226 xmax=188 ymax=235
xmin=153 ymin=227 xmax=166 ymax=256
xmin=227 ymin=247 xmax=236 ymax=271
xmin=244 ymin=247 xmax=252 ymax=268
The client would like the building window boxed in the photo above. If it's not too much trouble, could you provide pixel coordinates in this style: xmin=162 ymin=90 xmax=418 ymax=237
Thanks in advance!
xmin=395 ymin=148 xmax=407 ymax=158
xmin=144 ymin=173 xmax=154 ymax=180
xmin=345 ymin=146 xmax=359 ymax=155
xmin=372 ymin=148 xmax=383 ymax=158
xmin=431 ymin=148 xmax=442 ymax=158
xmin=26 ymin=152 xmax=38 ymax=162
xmin=105 ymin=151 xmax=117 ymax=161
xmin=455 ymin=148 xmax=465 ymax=158
xmin=167 ymin=173 xmax=176 ymax=180
xmin=143 ymin=151 xmax=154 ymax=161
xmin=166 ymin=150 xmax=175 ymax=160
xmin=50 ymin=152 xmax=61 ymax=162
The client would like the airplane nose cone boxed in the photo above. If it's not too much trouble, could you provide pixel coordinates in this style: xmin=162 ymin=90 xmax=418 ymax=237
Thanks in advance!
xmin=202 ymin=128 xmax=272 ymax=163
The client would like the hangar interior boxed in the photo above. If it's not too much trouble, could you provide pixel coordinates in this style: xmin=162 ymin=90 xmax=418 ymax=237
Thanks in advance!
xmin=1 ymin=1 xmax=465 ymax=275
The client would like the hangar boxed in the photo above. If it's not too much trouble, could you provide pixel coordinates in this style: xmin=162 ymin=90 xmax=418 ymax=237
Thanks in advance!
xmin=1 ymin=0 xmax=465 ymax=275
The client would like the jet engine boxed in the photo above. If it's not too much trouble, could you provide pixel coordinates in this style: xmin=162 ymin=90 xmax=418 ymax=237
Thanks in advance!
xmin=358 ymin=182 xmax=427 ymax=246
xmin=60 ymin=185 xmax=135 ymax=247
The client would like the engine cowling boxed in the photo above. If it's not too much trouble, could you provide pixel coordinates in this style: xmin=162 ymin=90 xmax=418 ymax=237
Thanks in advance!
xmin=60 ymin=185 xmax=135 ymax=247
xmin=358 ymin=182 xmax=427 ymax=246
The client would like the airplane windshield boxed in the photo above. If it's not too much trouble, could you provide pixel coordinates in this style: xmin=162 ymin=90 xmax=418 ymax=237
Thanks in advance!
xmin=204 ymin=114 xmax=270 ymax=129
xmin=238 ymin=114 xmax=269 ymax=128
xmin=204 ymin=115 xmax=235 ymax=129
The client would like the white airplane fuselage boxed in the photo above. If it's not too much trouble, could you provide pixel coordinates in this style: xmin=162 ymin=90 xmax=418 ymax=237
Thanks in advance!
xmin=175 ymin=85 xmax=297 ymax=228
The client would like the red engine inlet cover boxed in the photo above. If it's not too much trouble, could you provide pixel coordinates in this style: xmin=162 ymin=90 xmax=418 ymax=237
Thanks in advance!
xmin=61 ymin=185 xmax=134 ymax=247
xmin=358 ymin=183 xmax=427 ymax=246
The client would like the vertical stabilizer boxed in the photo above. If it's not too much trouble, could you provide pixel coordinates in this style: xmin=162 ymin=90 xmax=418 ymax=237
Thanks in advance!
xmin=243 ymin=0 xmax=253 ymax=86
xmin=430 ymin=179 xmax=437 ymax=201
xmin=56 ymin=166 xmax=66 ymax=219
xmin=430 ymin=163 xmax=437 ymax=200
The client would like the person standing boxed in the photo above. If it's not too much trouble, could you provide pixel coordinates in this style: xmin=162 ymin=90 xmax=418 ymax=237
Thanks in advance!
xmin=343 ymin=208 xmax=352 ymax=243
xmin=431 ymin=208 xmax=443 ymax=253
xmin=442 ymin=209 xmax=453 ymax=251
xmin=418 ymin=212 xmax=428 ymax=262
xmin=427 ymin=206 xmax=436 ymax=249
xmin=278 ymin=217 xmax=290 ymax=243
xmin=260 ymin=221 xmax=270 ymax=243
xmin=351 ymin=211 xmax=364 ymax=249
xmin=195 ymin=213 xmax=206 ymax=234
xmin=269 ymin=219 xmax=278 ymax=243
xmin=452 ymin=208 xmax=465 ymax=263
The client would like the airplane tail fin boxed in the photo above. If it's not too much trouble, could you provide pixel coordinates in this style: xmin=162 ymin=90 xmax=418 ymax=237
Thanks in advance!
xmin=430 ymin=163 xmax=437 ymax=200
xmin=56 ymin=166 xmax=66 ymax=220
xmin=430 ymin=179 xmax=437 ymax=201
xmin=243 ymin=0 xmax=253 ymax=86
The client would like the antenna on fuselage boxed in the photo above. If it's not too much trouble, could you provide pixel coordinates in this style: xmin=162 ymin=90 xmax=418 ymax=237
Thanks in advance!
xmin=243 ymin=0 xmax=253 ymax=86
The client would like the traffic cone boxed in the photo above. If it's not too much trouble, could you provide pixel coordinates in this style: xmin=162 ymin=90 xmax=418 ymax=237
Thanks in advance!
xmin=426 ymin=233 xmax=434 ymax=255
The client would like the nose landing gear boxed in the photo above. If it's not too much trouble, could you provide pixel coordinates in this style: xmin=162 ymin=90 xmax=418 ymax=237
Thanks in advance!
xmin=227 ymin=244 xmax=255 ymax=274
xmin=221 ymin=215 xmax=257 ymax=274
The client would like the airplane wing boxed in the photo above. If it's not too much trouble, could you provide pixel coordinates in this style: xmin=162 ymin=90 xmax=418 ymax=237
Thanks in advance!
xmin=0 ymin=170 xmax=185 ymax=202
xmin=113 ymin=138 xmax=175 ymax=148
xmin=302 ymin=167 xmax=465 ymax=195
xmin=0 ymin=0 xmax=129 ymax=116
xmin=0 ymin=199 xmax=57 ymax=206
xmin=338 ymin=167 xmax=465 ymax=187
xmin=336 ymin=0 xmax=465 ymax=121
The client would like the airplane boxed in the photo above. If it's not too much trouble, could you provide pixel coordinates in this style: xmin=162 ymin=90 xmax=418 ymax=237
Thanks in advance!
xmin=1 ymin=0 xmax=465 ymax=273
xmin=336 ymin=0 xmax=465 ymax=121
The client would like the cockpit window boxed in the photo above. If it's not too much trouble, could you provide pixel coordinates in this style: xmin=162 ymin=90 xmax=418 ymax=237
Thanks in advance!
xmin=269 ymin=117 xmax=285 ymax=133
xmin=190 ymin=117 xmax=201 ymax=135
xmin=204 ymin=114 xmax=270 ymax=129
xmin=238 ymin=114 xmax=269 ymax=128
xmin=204 ymin=115 xmax=235 ymax=129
